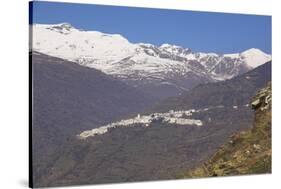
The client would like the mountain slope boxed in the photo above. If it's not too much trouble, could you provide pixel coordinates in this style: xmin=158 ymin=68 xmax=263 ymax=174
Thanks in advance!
xmin=32 ymin=61 xmax=271 ymax=187
xmin=31 ymin=23 xmax=271 ymax=98
xmin=150 ymin=61 xmax=271 ymax=112
xmin=31 ymin=52 xmax=155 ymax=185
xmin=184 ymin=83 xmax=271 ymax=177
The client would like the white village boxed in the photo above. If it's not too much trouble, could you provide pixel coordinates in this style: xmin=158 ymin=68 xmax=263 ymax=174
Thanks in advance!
xmin=78 ymin=109 xmax=204 ymax=139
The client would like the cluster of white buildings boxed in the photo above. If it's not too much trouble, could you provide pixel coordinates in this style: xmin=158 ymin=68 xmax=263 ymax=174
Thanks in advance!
xmin=78 ymin=109 xmax=203 ymax=139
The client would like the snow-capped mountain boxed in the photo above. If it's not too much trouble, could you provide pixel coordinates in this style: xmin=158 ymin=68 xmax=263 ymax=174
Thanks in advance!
xmin=31 ymin=23 xmax=271 ymax=98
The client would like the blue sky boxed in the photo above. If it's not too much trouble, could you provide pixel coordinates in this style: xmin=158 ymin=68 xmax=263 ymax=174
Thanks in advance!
xmin=30 ymin=1 xmax=271 ymax=54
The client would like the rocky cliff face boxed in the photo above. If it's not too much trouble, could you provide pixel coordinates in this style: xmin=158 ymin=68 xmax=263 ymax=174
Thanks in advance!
xmin=183 ymin=83 xmax=271 ymax=177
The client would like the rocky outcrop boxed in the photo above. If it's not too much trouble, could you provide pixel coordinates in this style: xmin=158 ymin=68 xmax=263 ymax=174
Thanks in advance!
xmin=251 ymin=83 xmax=271 ymax=111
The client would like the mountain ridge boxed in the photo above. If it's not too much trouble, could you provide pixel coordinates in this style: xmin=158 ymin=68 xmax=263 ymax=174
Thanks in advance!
xmin=31 ymin=23 xmax=271 ymax=98
xmin=149 ymin=61 xmax=272 ymax=112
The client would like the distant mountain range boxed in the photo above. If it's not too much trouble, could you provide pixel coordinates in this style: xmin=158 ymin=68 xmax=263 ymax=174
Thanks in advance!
xmin=31 ymin=23 xmax=271 ymax=98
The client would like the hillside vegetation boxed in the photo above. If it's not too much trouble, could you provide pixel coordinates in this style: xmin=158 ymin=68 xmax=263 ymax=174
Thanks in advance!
xmin=184 ymin=83 xmax=271 ymax=177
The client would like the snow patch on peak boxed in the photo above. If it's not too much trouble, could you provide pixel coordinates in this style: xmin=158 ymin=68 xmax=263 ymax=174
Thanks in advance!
xmin=56 ymin=22 xmax=73 ymax=28
xmin=33 ymin=23 xmax=137 ymax=63
xmin=160 ymin=43 xmax=187 ymax=50
xmin=41 ymin=23 xmax=78 ymax=34
xmin=223 ymin=53 xmax=240 ymax=59
xmin=243 ymin=48 xmax=264 ymax=54
xmin=159 ymin=43 xmax=170 ymax=47
xmin=241 ymin=48 xmax=271 ymax=68
xmin=159 ymin=43 xmax=192 ymax=56
xmin=138 ymin=43 xmax=155 ymax=47
xmin=194 ymin=52 xmax=219 ymax=60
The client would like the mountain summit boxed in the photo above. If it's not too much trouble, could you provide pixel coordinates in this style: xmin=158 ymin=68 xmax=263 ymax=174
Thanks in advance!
xmin=32 ymin=23 xmax=271 ymax=98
